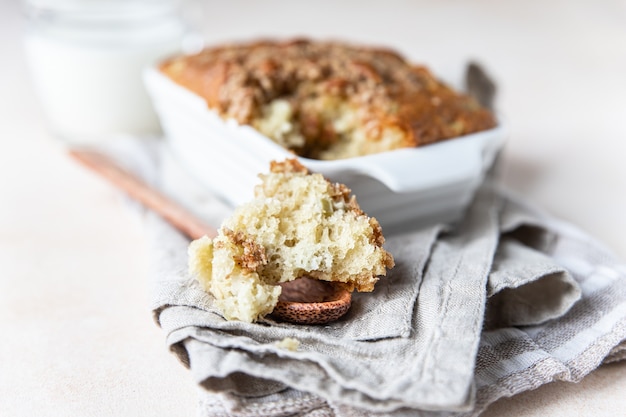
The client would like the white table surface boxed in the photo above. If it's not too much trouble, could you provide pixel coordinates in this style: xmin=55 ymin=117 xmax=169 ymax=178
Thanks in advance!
xmin=2 ymin=0 xmax=626 ymax=415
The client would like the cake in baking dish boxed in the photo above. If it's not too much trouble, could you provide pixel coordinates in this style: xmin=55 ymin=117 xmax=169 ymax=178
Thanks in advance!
xmin=188 ymin=159 xmax=394 ymax=322
xmin=160 ymin=38 xmax=496 ymax=160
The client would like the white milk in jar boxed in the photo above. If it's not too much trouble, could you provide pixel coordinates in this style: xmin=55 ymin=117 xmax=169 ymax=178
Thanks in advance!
xmin=23 ymin=0 xmax=187 ymax=144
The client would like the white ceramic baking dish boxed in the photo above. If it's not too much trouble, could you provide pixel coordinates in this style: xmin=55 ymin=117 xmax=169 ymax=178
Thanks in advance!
xmin=144 ymin=67 xmax=506 ymax=233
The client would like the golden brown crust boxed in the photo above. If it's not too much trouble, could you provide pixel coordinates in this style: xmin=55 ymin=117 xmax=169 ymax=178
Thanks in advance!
xmin=161 ymin=39 xmax=496 ymax=158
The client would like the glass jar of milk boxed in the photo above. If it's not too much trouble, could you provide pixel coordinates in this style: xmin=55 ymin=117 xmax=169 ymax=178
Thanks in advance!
xmin=23 ymin=0 xmax=188 ymax=144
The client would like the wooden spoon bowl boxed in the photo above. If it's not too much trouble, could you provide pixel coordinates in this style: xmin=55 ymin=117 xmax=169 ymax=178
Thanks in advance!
xmin=69 ymin=149 xmax=352 ymax=325
xmin=272 ymin=277 xmax=352 ymax=324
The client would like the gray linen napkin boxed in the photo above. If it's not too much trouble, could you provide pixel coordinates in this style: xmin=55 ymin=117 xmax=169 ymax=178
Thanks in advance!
xmin=151 ymin=188 xmax=491 ymax=413
xmin=189 ymin=188 xmax=625 ymax=417
xmin=95 ymin=137 xmax=623 ymax=415
xmin=127 ymin=143 xmax=613 ymax=417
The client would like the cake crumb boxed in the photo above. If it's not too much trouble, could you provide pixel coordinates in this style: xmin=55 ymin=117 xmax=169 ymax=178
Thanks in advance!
xmin=274 ymin=337 xmax=300 ymax=351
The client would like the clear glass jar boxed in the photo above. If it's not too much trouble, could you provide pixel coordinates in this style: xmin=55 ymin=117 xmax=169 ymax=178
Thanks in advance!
xmin=23 ymin=0 xmax=187 ymax=144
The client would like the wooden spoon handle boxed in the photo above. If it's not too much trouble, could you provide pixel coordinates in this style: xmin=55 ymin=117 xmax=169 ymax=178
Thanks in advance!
xmin=68 ymin=149 xmax=217 ymax=240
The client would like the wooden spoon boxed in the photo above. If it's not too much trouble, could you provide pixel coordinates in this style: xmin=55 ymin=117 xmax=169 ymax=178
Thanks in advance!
xmin=68 ymin=148 xmax=352 ymax=324
xmin=273 ymin=277 xmax=351 ymax=324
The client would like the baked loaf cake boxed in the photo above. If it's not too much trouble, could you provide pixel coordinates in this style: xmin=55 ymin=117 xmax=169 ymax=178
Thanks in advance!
xmin=160 ymin=38 xmax=496 ymax=160
xmin=188 ymin=159 xmax=394 ymax=322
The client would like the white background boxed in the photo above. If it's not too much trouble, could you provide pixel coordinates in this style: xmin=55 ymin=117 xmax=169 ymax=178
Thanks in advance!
xmin=1 ymin=0 xmax=625 ymax=415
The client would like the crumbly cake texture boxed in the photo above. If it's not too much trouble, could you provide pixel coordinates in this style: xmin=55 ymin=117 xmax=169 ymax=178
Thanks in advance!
xmin=188 ymin=159 xmax=394 ymax=322
xmin=160 ymin=38 xmax=496 ymax=160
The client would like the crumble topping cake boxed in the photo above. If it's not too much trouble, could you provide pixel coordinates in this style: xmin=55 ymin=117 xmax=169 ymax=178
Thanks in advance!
xmin=188 ymin=159 xmax=394 ymax=322
xmin=160 ymin=38 xmax=496 ymax=160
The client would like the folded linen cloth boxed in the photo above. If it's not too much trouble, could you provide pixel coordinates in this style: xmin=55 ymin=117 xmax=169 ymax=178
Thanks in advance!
xmin=189 ymin=189 xmax=625 ymax=417
xmin=123 ymin=141 xmax=626 ymax=416
xmin=95 ymin=137 xmax=625 ymax=416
